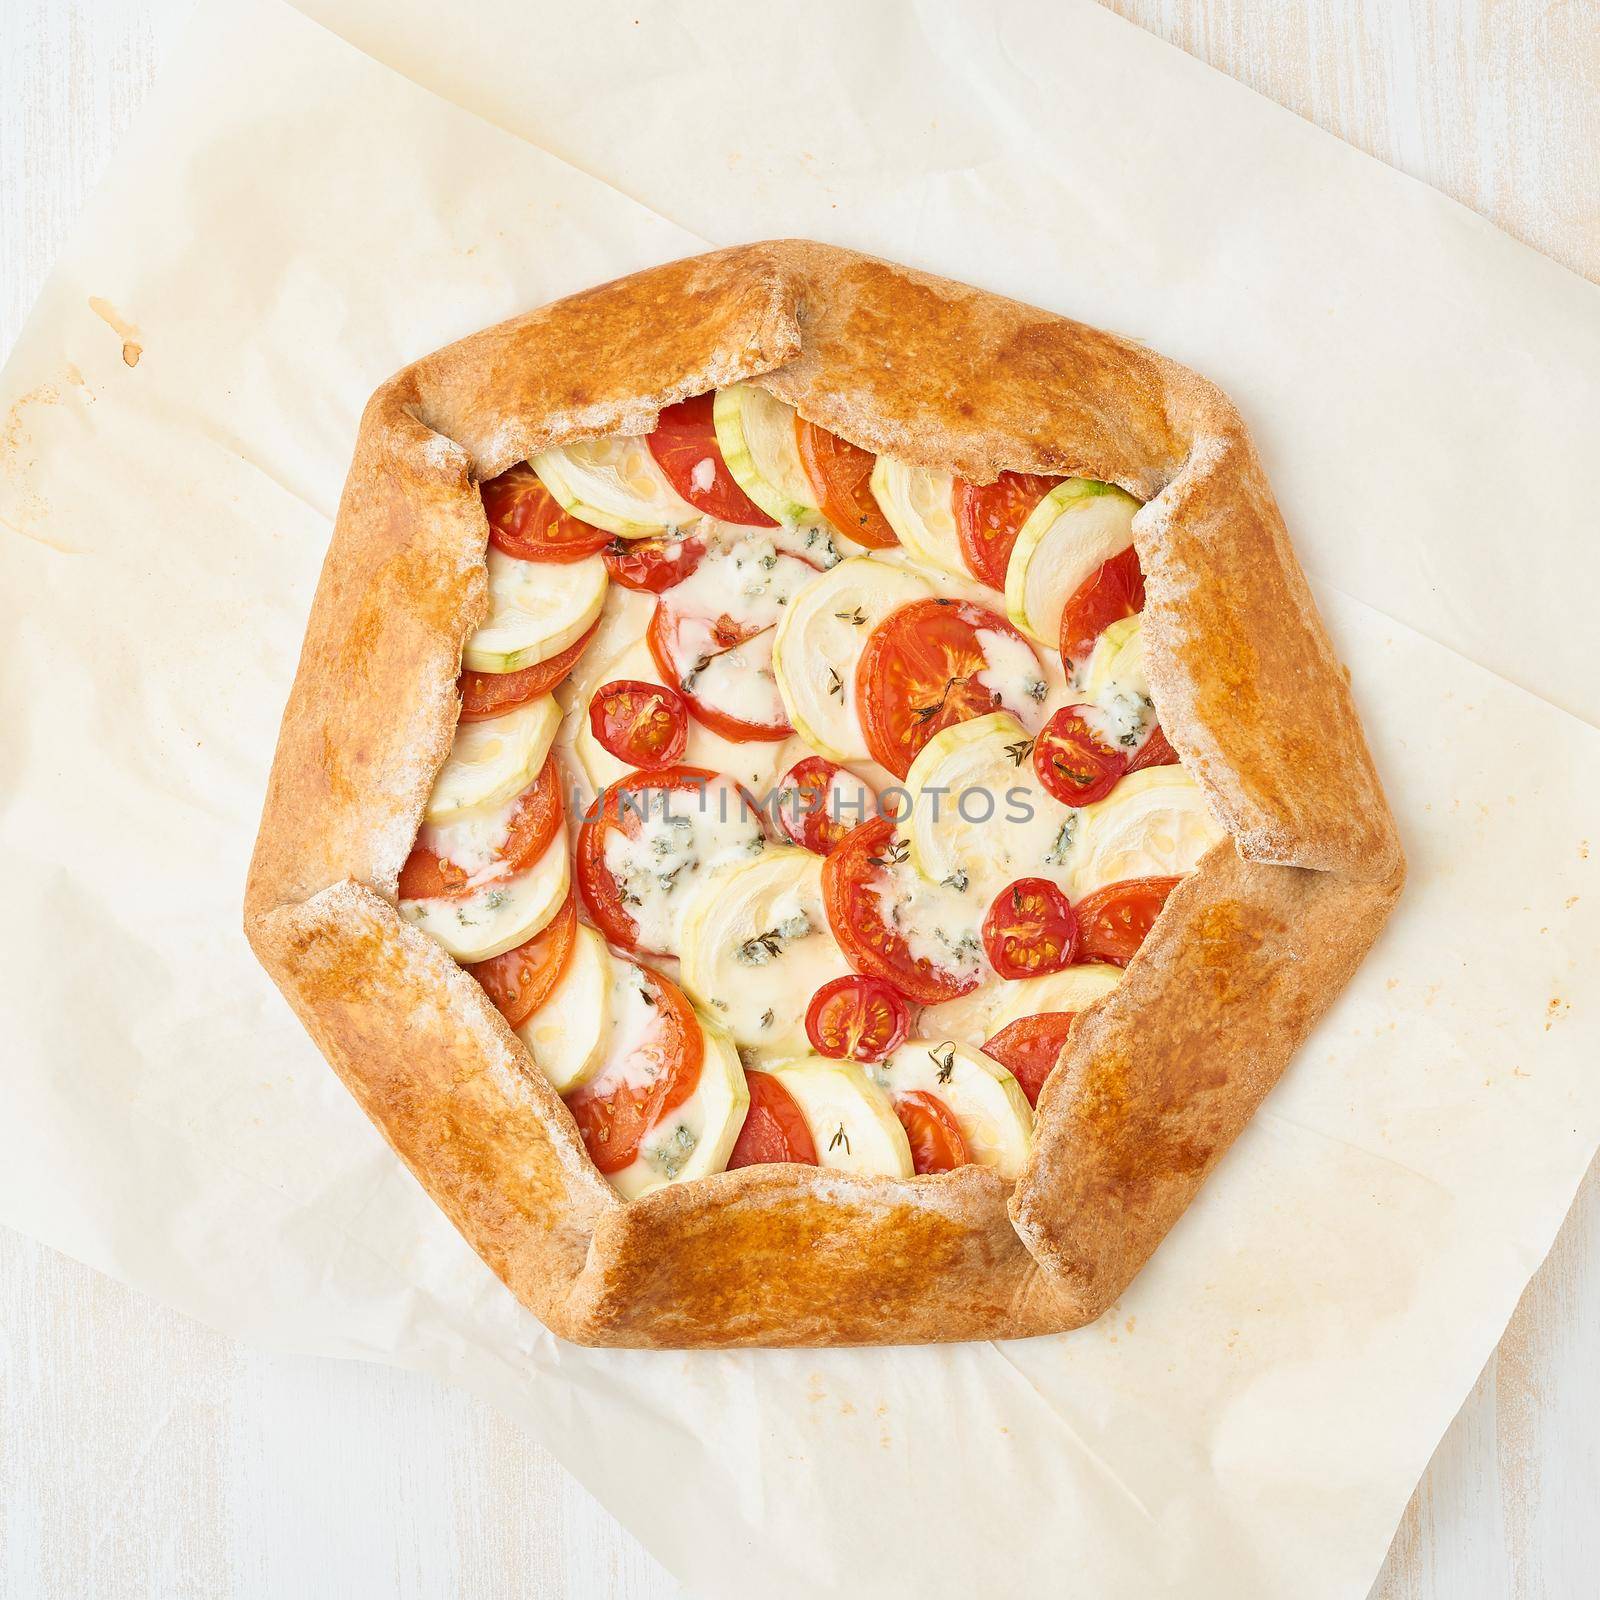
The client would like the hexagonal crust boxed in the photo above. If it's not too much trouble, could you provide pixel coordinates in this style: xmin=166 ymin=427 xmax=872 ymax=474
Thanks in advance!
xmin=245 ymin=242 xmax=1402 ymax=1347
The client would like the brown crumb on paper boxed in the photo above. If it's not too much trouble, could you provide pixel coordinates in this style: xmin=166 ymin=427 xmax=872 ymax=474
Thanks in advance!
xmin=88 ymin=297 xmax=143 ymax=367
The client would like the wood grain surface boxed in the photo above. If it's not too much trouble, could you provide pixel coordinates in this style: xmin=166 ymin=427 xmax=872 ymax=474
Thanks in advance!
xmin=2 ymin=1 xmax=1596 ymax=1596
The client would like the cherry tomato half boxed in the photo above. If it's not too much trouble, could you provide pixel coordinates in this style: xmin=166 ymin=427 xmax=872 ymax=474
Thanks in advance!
xmin=981 ymin=877 xmax=1080 ymax=979
xmin=981 ymin=1011 xmax=1075 ymax=1107
xmin=588 ymin=678 xmax=689 ymax=769
xmin=894 ymin=1091 xmax=970 ymax=1174
xmin=1034 ymin=704 xmax=1128 ymax=807
xmin=481 ymin=464 xmax=611 ymax=562
xmin=727 ymin=1069 xmax=820 ymax=1168
xmin=774 ymin=756 xmax=877 ymax=855
xmin=805 ymin=974 xmax=912 ymax=1063
xmin=952 ymin=471 xmax=1059 ymax=590
xmin=1075 ymin=876 xmax=1183 ymax=967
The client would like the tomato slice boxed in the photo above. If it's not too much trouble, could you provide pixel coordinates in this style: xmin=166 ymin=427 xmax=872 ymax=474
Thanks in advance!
xmin=804 ymin=974 xmax=911 ymax=1063
xmin=952 ymin=471 xmax=1059 ymax=589
xmin=646 ymin=603 xmax=791 ymax=743
xmin=1076 ymin=875 xmax=1183 ymax=967
xmin=774 ymin=756 xmax=876 ymax=855
xmin=821 ymin=817 xmax=979 ymax=1004
xmin=1127 ymin=722 xmax=1178 ymax=772
xmin=1034 ymin=704 xmax=1129 ymax=806
xmin=602 ymin=531 xmax=707 ymax=594
xmin=398 ymin=755 xmax=564 ymax=901
xmin=727 ymin=1069 xmax=820 ymax=1168
xmin=564 ymin=959 xmax=704 ymax=1174
xmin=481 ymin=463 xmax=611 ymax=562
xmin=576 ymin=765 xmax=740 ymax=952
xmin=467 ymin=890 xmax=577 ymax=1027
xmin=794 ymin=416 xmax=898 ymax=549
xmin=458 ymin=620 xmax=600 ymax=721
xmin=1060 ymin=545 xmax=1145 ymax=667
xmin=648 ymin=584 xmax=763 ymax=655
xmin=856 ymin=597 xmax=1040 ymax=778
xmin=981 ymin=1012 xmax=1075 ymax=1107
xmin=894 ymin=1091 xmax=970 ymax=1174
xmin=981 ymin=877 xmax=1080 ymax=979
xmin=646 ymin=393 xmax=776 ymax=526
xmin=589 ymin=678 xmax=689 ymax=769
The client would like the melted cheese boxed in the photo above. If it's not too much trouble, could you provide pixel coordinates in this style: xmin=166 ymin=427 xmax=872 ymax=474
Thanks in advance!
xmin=415 ymin=792 xmax=520 ymax=881
xmin=600 ymin=773 xmax=768 ymax=955
xmin=664 ymin=526 xmax=819 ymax=634
xmin=866 ymin=842 xmax=990 ymax=989
xmin=1080 ymin=613 xmax=1155 ymax=753
xmin=579 ymin=959 xmax=671 ymax=1105
xmin=973 ymin=628 xmax=1050 ymax=731
xmin=676 ymin=627 xmax=787 ymax=731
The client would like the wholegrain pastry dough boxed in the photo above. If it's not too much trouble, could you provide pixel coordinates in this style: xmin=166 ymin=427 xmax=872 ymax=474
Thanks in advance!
xmin=245 ymin=241 xmax=1403 ymax=1347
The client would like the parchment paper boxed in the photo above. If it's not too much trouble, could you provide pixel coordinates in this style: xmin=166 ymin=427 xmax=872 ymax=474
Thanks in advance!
xmin=2 ymin=1 xmax=1596 ymax=1596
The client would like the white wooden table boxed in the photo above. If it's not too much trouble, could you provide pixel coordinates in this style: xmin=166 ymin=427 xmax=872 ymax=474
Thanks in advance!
xmin=3 ymin=3 xmax=1596 ymax=1595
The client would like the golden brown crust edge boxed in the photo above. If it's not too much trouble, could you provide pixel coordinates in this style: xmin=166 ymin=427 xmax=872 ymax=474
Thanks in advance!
xmin=1011 ymin=841 xmax=1406 ymax=1322
xmin=245 ymin=240 xmax=1402 ymax=1347
xmin=250 ymin=883 xmax=617 ymax=1326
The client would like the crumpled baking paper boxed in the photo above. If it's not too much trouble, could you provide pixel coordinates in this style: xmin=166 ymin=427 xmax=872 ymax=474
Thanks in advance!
xmin=1 ymin=1 xmax=1596 ymax=1596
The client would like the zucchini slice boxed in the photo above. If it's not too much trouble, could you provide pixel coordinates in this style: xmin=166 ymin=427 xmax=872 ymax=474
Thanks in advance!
xmin=712 ymin=385 xmax=823 ymax=526
xmin=1004 ymin=478 xmax=1139 ymax=646
xmin=531 ymin=436 xmax=701 ymax=538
